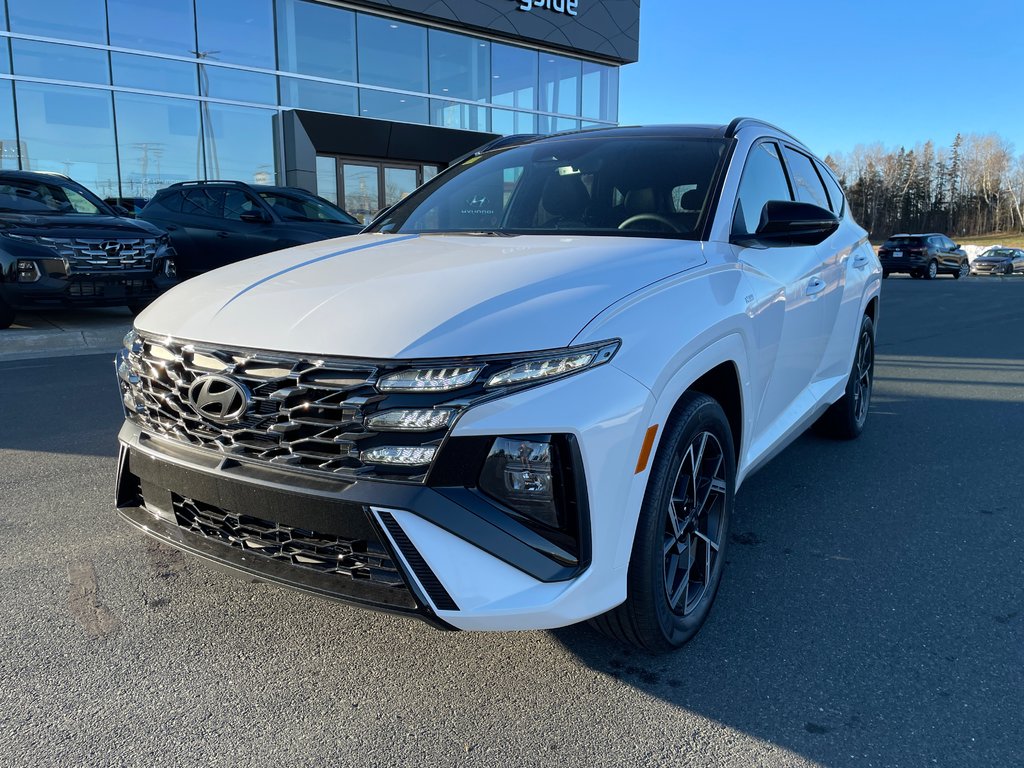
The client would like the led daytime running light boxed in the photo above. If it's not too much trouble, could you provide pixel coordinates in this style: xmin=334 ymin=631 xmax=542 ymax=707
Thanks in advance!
xmin=377 ymin=366 xmax=481 ymax=392
xmin=360 ymin=446 xmax=437 ymax=466
xmin=365 ymin=408 xmax=454 ymax=432
xmin=486 ymin=351 xmax=597 ymax=388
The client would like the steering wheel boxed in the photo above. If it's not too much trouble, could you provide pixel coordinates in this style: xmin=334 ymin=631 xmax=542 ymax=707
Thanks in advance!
xmin=617 ymin=213 xmax=681 ymax=233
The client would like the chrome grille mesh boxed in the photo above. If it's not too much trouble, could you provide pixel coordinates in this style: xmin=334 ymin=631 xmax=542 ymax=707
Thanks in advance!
xmin=13 ymin=235 xmax=160 ymax=272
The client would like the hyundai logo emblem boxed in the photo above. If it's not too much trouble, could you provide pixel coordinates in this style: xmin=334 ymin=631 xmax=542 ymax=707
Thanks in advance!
xmin=102 ymin=241 xmax=123 ymax=258
xmin=187 ymin=374 xmax=250 ymax=424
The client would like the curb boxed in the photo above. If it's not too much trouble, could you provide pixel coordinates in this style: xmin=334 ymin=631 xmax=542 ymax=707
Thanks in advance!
xmin=0 ymin=326 xmax=130 ymax=362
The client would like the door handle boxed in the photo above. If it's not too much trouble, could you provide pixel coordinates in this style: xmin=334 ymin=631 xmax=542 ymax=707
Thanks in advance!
xmin=852 ymin=253 xmax=869 ymax=269
xmin=805 ymin=276 xmax=826 ymax=296
xmin=216 ymin=231 xmax=230 ymax=238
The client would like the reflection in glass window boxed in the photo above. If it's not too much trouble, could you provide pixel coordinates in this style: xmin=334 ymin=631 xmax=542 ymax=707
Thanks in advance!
xmin=539 ymin=54 xmax=581 ymax=117
xmin=277 ymin=0 xmax=356 ymax=82
xmin=202 ymin=103 xmax=275 ymax=183
xmin=343 ymin=163 xmax=380 ymax=224
xmin=12 ymin=40 xmax=109 ymax=85
xmin=112 ymin=54 xmax=198 ymax=96
xmin=15 ymin=82 xmax=118 ymax=196
xmin=537 ymin=115 xmax=580 ymax=135
xmin=430 ymin=101 xmax=488 ymax=133
xmin=0 ymin=80 xmax=20 ymax=169
xmin=582 ymin=62 xmax=618 ymax=122
xmin=359 ymin=89 xmax=428 ymax=125
xmin=357 ymin=14 xmax=426 ymax=91
xmin=108 ymin=0 xmax=195 ymax=56
xmin=491 ymin=109 xmax=536 ymax=136
xmin=429 ymin=30 xmax=488 ymax=101
xmin=199 ymin=65 xmax=277 ymax=105
xmin=781 ymin=147 xmax=830 ymax=210
xmin=0 ymin=39 xmax=9 ymax=76
xmin=383 ymin=167 xmax=417 ymax=208
xmin=491 ymin=44 xmax=537 ymax=111
xmin=8 ymin=0 xmax=107 ymax=44
xmin=115 ymin=93 xmax=203 ymax=197
xmin=280 ymin=77 xmax=357 ymax=116
xmin=195 ymin=0 xmax=275 ymax=69
xmin=316 ymin=156 xmax=338 ymax=205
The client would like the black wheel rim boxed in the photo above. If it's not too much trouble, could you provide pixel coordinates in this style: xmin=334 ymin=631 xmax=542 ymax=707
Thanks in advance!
xmin=853 ymin=328 xmax=873 ymax=426
xmin=663 ymin=432 xmax=727 ymax=616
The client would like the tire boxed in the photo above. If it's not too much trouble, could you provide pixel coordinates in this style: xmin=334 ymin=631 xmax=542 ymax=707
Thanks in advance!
xmin=0 ymin=296 xmax=15 ymax=329
xmin=1006 ymin=264 xmax=1015 ymax=276
xmin=815 ymin=315 xmax=874 ymax=440
xmin=953 ymin=261 xmax=968 ymax=279
xmin=910 ymin=271 xmax=923 ymax=279
xmin=924 ymin=260 xmax=938 ymax=280
xmin=590 ymin=392 xmax=735 ymax=653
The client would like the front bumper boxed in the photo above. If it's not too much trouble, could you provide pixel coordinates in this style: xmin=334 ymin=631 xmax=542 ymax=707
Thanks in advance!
xmin=2 ymin=272 xmax=176 ymax=309
xmin=970 ymin=262 xmax=1009 ymax=275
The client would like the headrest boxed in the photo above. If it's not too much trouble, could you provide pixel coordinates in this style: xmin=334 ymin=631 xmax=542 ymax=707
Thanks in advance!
xmin=542 ymin=173 xmax=590 ymax=219
xmin=624 ymin=188 xmax=656 ymax=216
xmin=679 ymin=188 xmax=703 ymax=211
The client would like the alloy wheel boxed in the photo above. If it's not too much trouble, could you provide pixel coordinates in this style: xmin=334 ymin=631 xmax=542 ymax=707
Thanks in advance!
xmin=928 ymin=260 xmax=938 ymax=279
xmin=852 ymin=328 xmax=873 ymax=426
xmin=663 ymin=431 xmax=727 ymax=616
xmin=959 ymin=261 xmax=969 ymax=278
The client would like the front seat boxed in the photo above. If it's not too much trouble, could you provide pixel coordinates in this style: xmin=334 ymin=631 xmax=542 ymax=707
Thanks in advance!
xmin=541 ymin=173 xmax=591 ymax=228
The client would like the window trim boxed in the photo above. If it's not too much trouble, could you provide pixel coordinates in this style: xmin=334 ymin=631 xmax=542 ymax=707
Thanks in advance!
xmin=729 ymin=138 xmax=795 ymax=240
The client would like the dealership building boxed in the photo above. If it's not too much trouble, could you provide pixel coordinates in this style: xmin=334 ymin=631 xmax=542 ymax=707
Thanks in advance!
xmin=0 ymin=0 xmax=639 ymax=221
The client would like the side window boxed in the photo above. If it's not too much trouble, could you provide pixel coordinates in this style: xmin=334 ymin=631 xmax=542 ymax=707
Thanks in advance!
xmin=781 ymin=147 xmax=830 ymax=209
xmin=155 ymin=191 xmax=185 ymax=213
xmin=816 ymin=161 xmax=845 ymax=216
xmin=733 ymin=141 xmax=792 ymax=237
xmin=223 ymin=189 xmax=262 ymax=221
xmin=181 ymin=188 xmax=222 ymax=219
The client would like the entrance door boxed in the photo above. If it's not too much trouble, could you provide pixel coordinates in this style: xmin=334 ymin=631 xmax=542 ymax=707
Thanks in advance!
xmin=383 ymin=166 xmax=418 ymax=208
xmin=316 ymin=156 xmax=438 ymax=224
xmin=342 ymin=163 xmax=381 ymax=225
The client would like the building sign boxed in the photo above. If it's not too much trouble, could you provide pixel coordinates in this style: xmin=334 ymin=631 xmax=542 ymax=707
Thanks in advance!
xmin=516 ymin=0 xmax=579 ymax=16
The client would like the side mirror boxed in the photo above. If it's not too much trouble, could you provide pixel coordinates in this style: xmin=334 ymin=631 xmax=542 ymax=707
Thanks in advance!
xmin=239 ymin=210 xmax=269 ymax=224
xmin=742 ymin=200 xmax=840 ymax=246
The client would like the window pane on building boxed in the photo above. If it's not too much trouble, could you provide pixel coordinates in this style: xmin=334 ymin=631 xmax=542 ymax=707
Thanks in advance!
xmin=582 ymin=61 xmax=618 ymax=122
xmin=12 ymin=40 xmax=109 ymax=85
xmin=491 ymin=44 xmax=536 ymax=111
xmin=277 ymin=0 xmax=356 ymax=82
xmin=112 ymin=53 xmax=198 ymax=96
xmin=15 ymin=82 xmax=118 ymax=195
xmin=0 ymin=80 xmax=20 ymax=169
xmin=357 ymin=14 xmax=426 ymax=92
xmin=195 ymin=0 xmax=275 ymax=69
xmin=202 ymin=102 xmax=275 ymax=183
xmin=429 ymin=30 xmax=488 ymax=101
xmin=280 ymin=77 xmax=357 ymax=115
xmin=539 ymin=54 xmax=580 ymax=117
xmin=316 ymin=156 xmax=338 ymax=204
xmin=8 ymin=0 xmax=107 ymax=44
xmin=491 ymin=109 xmax=536 ymax=136
xmin=199 ymin=65 xmax=277 ymax=105
xmin=115 ymin=92 xmax=203 ymax=197
xmin=343 ymin=163 xmax=380 ymax=224
xmin=108 ymin=0 xmax=195 ymax=56
xmin=430 ymin=100 xmax=488 ymax=132
xmin=359 ymin=89 xmax=428 ymax=125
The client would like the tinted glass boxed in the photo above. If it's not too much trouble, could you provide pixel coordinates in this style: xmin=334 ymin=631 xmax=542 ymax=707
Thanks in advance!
xmin=492 ymin=44 xmax=537 ymax=111
xmin=115 ymin=92 xmax=203 ymax=197
xmin=112 ymin=54 xmax=198 ymax=95
xmin=195 ymin=0 xmax=275 ymax=69
xmin=884 ymin=237 xmax=924 ymax=247
xmin=8 ymin=0 xmax=107 ymax=43
xmin=357 ymin=14 xmax=426 ymax=91
xmin=0 ymin=80 xmax=19 ymax=169
xmin=280 ymin=77 xmax=358 ymax=115
xmin=108 ymin=0 xmax=195 ymax=55
xmin=223 ymin=189 xmax=261 ymax=220
xmin=782 ymin=147 xmax=829 ymax=209
xmin=816 ymin=160 xmax=845 ymax=215
xmin=371 ymin=137 xmax=726 ymax=240
xmin=539 ymin=54 xmax=580 ymax=116
xmin=200 ymin=65 xmax=277 ymax=105
xmin=582 ymin=62 xmax=618 ymax=122
xmin=733 ymin=142 xmax=792 ymax=237
xmin=316 ymin=156 xmax=338 ymax=204
xmin=383 ymin=167 xmax=417 ymax=208
xmin=359 ymin=89 xmax=428 ymax=125
xmin=202 ymin=103 xmax=275 ymax=183
xmin=277 ymin=0 xmax=356 ymax=81
xmin=430 ymin=100 xmax=488 ymax=132
xmin=343 ymin=163 xmax=380 ymax=224
xmin=12 ymin=40 xmax=109 ymax=84
xmin=15 ymin=82 xmax=118 ymax=195
xmin=258 ymin=190 xmax=358 ymax=223
xmin=429 ymin=30 xmax=488 ymax=101
xmin=181 ymin=188 xmax=222 ymax=217
xmin=0 ymin=177 xmax=105 ymax=214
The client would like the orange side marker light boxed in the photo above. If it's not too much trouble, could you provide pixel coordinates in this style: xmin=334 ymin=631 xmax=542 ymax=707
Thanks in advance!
xmin=634 ymin=424 xmax=659 ymax=474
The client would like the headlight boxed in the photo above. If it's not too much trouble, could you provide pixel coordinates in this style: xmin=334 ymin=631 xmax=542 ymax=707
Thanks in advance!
xmin=377 ymin=366 xmax=481 ymax=392
xmin=360 ymin=445 xmax=437 ymax=466
xmin=479 ymin=437 xmax=559 ymax=527
xmin=365 ymin=408 xmax=454 ymax=432
xmin=485 ymin=341 xmax=619 ymax=388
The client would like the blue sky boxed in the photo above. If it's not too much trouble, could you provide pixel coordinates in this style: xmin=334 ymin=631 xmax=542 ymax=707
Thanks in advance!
xmin=618 ymin=0 xmax=1024 ymax=158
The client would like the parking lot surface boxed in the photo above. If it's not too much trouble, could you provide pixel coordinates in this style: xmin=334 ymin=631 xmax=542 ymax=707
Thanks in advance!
xmin=1 ymin=278 xmax=1021 ymax=767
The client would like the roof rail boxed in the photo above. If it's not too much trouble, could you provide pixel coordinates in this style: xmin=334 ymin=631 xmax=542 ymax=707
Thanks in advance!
xmin=725 ymin=117 xmax=802 ymax=144
xmin=166 ymin=179 xmax=251 ymax=188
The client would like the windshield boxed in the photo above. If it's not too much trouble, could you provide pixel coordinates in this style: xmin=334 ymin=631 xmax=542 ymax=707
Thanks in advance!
xmin=0 ymin=178 xmax=109 ymax=215
xmin=258 ymin=190 xmax=359 ymax=224
xmin=369 ymin=136 xmax=727 ymax=239
xmin=983 ymin=248 xmax=1015 ymax=258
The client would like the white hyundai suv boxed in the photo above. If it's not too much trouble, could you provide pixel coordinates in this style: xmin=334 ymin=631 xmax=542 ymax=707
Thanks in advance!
xmin=115 ymin=119 xmax=880 ymax=652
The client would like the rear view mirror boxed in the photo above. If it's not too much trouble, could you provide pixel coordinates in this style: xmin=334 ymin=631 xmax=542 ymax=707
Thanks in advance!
xmin=751 ymin=200 xmax=839 ymax=246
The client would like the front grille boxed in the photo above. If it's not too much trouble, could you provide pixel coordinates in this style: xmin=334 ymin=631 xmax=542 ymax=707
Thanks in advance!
xmin=15 ymin=235 xmax=160 ymax=273
xmin=120 ymin=335 xmax=451 ymax=480
xmin=171 ymin=495 xmax=405 ymax=588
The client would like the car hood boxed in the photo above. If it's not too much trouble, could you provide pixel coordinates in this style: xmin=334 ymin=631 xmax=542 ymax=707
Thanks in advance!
xmin=974 ymin=255 xmax=1011 ymax=263
xmin=0 ymin=213 xmax=164 ymax=238
xmin=136 ymin=233 xmax=705 ymax=358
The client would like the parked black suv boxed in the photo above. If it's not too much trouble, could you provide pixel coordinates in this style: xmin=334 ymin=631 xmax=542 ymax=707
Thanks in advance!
xmin=0 ymin=171 xmax=176 ymax=329
xmin=139 ymin=181 xmax=363 ymax=278
xmin=878 ymin=233 xmax=969 ymax=279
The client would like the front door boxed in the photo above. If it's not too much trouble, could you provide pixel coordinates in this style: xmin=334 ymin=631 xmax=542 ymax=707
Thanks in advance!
xmin=317 ymin=156 xmax=438 ymax=225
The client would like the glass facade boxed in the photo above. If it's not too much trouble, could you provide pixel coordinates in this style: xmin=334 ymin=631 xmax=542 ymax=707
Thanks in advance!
xmin=0 ymin=0 xmax=621 ymax=198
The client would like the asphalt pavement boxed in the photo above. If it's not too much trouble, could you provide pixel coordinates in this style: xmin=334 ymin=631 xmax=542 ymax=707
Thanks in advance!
xmin=0 ymin=277 xmax=1021 ymax=767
